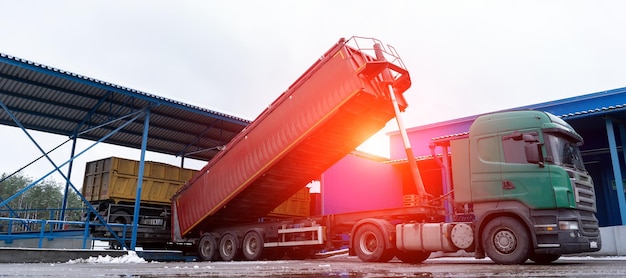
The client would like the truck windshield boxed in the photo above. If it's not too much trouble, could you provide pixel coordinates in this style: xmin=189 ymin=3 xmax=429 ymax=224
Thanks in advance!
xmin=544 ymin=133 xmax=586 ymax=171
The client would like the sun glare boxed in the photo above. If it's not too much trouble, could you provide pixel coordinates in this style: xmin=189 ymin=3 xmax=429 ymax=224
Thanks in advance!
xmin=356 ymin=132 xmax=390 ymax=158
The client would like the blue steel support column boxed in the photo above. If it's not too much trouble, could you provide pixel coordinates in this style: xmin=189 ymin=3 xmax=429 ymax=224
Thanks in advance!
xmin=604 ymin=118 xmax=626 ymax=225
xmin=617 ymin=123 xmax=626 ymax=224
xmin=59 ymin=137 xmax=78 ymax=227
xmin=131 ymin=108 xmax=150 ymax=250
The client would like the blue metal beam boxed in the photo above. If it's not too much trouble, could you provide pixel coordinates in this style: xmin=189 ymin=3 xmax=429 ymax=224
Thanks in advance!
xmin=176 ymin=118 xmax=221 ymax=157
xmin=0 ymin=196 xmax=30 ymax=231
xmin=618 ymin=123 xmax=626 ymax=224
xmin=131 ymin=108 xmax=151 ymax=250
xmin=59 ymin=136 xmax=78 ymax=228
xmin=604 ymin=118 xmax=626 ymax=224
xmin=59 ymin=93 xmax=114 ymax=225
xmin=73 ymin=91 xmax=114 ymax=135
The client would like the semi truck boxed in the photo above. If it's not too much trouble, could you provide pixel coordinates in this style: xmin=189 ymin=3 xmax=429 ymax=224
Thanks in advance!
xmin=393 ymin=110 xmax=601 ymax=264
xmin=167 ymin=37 xmax=601 ymax=264
xmin=169 ymin=110 xmax=601 ymax=265
xmin=85 ymin=37 xmax=601 ymax=264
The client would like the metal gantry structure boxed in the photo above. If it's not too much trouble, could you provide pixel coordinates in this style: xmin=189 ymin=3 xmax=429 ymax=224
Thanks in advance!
xmin=0 ymin=52 xmax=249 ymax=249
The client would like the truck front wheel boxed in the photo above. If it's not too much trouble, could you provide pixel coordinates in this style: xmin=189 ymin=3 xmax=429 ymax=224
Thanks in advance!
xmin=353 ymin=223 xmax=394 ymax=262
xmin=219 ymin=233 xmax=241 ymax=261
xmin=197 ymin=234 xmax=218 ymax=261
xmin=482 ymin=216 xmax=530 ymax=265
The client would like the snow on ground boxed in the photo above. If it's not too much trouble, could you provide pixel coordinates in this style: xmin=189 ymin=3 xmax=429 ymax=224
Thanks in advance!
xmin=426 ymin=255 xmax=626 ymax=263
xmin=66 ymin=251 xmax=147 ymax=264
xmin=559 ymin=256 xmax=626 ymax=261
xmin=62 ymin=248 xmax=626 ymax=265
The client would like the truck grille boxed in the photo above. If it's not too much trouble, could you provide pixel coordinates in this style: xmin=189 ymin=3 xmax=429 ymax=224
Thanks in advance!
xmin=571 ymin=171 xmax=600 ymax=237
xmin=579 ymin=212 xmax=600 ymax=237
xmin=572 ymin=172 xmax=596 ymax=212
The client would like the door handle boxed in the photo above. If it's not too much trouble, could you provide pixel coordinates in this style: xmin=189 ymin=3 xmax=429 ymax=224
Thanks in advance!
xmin=502 ymin=180 xmax=516 ymax=190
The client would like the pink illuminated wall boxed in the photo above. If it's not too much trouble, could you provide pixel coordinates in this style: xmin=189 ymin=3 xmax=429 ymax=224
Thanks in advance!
xmin=320 ymin=152 xmax=403 ymax=215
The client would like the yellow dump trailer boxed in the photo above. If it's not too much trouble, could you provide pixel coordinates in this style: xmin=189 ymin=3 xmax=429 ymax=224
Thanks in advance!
xmin=82 ymin=157 xmax=197 ymax=206
xmin=266 ymin=187 xmax=311 ymax=219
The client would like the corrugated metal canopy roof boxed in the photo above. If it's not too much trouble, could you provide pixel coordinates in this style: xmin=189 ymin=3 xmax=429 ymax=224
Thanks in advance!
xmin=0 ymin=52 xmax=250 ymax=162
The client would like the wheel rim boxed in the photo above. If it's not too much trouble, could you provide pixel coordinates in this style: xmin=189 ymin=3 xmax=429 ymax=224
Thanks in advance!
xmin=200 ymin=240 xmax=210 ymax=257
xmin=493 ymin=228 xmax=517 ymax=254
xmin=200 ymin=238 xmax=213 ymax=258
xmin=244 ymin=236 xmax=258 ymax=255
xmin=222 ymin=239 xmax=234 ymax=257
xmin=359 ymin=231 xmax=378 ymax=255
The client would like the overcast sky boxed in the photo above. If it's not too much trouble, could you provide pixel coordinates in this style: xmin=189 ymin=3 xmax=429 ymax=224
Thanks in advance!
xmin=1 ymin=1 xmax=626 ymax=187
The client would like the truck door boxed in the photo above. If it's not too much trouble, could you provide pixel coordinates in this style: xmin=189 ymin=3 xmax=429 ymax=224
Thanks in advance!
xmin=498 ymin=130 xmax=554 ymax=209
xmin=469 ymin=134 xmax=503 ymax=202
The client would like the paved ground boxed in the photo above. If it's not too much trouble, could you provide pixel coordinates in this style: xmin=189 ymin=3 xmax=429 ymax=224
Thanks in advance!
xmin=1 ymin=254 xmax=626 ymax=277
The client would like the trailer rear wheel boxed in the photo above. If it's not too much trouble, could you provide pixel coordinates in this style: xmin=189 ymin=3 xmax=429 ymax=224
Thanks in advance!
xmin=395 ymin=250 xmax=431 ymax=264
xmin=354 ymin=223 xmax=394 ymax=262
xmin=482 ymin=216 xmax=530 ymax=265
xmin=219 ymin=233 xmax=241 ymax=261
xmin=111 ymin=209 xmax=131 ymax=224
xmin=242 ymin=230 xmax=264 ymax=261
xmin=197 ymin=234 xmax=218 ymax=261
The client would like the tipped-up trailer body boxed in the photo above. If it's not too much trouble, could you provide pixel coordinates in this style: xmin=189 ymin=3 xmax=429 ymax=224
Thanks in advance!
xmin=170 ymin=36 xmax=412 ymax=240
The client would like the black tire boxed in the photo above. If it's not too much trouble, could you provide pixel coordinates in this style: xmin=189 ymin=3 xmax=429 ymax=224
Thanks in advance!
xmin=242 ymin=230 xmax=264 ymax=261
xmin=482 ymin=216 xmax=530 ymax=265
xmin=353 ymin=223 xmax=394 ymax=262
xmin=111 ymin=209 xmax=131 ymax=224
xmin=197 ymin=234 xmax=219 ymax=261
xmin=395 ymin=250 xmax=431 ymax=264
xmin=529 ymin=253 xmax=561 ymax=264
xmin=219 ymin=233 xmax=241 ymax=261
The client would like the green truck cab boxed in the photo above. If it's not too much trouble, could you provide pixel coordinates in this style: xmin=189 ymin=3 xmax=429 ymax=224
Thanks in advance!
xmin=450 ymin=110 xmax=601 ymax=263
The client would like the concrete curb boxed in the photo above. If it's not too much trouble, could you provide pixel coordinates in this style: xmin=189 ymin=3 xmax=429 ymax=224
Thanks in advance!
xmin=0 ymin=247 xmax=128 ymax=263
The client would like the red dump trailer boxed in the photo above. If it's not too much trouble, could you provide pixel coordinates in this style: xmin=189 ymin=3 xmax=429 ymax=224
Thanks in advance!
xmin=170 ymin=37 xmax=415 ymax=255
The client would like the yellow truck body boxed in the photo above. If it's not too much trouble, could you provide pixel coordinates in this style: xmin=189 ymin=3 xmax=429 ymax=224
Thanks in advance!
xmin=82 ymin=157 xmax=196 ymax=206
xmin=266 ymin=187 xmax=311 ymax=218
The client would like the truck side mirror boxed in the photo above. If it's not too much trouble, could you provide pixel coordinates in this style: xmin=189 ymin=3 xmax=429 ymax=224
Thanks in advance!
xmin=525 ymin=143 xmax=544 ymax=167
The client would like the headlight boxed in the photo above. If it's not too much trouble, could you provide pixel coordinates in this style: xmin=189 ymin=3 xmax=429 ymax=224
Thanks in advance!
xmin=559 ymin=221 xmax=579 ymax=230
